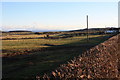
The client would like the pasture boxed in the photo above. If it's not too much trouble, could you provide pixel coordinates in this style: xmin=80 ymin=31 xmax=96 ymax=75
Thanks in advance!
xmin=2 ymin=34 xmax=109 ymax=55
xmin=2 ymin=32 xmax=114 ymax=79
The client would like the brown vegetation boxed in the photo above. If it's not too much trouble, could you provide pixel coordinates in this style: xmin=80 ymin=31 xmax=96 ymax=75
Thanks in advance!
xmin=40 ymin=34 xmax=120 ymax=79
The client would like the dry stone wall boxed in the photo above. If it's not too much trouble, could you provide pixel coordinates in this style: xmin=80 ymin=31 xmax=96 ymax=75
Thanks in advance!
xmin=38 ymin=34 xmax=120 ymax=79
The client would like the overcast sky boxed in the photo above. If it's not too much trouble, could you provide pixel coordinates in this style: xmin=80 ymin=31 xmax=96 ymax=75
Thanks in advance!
xmin=1 ymin=2 xmax=118 ymax=31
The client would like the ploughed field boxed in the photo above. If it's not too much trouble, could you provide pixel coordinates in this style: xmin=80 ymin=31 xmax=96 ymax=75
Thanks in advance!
xmin=1 ymin=31 xmax=115 ymax=79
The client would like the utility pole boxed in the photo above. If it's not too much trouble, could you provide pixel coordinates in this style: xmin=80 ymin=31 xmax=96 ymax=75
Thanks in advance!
xmin=87 ymin=15 xmax=89 ymax=42
xmin=105 ymin=26 xmax=107 ymax=35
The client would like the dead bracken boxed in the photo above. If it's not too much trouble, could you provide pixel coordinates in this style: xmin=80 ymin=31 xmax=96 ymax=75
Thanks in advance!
xmin=39 ymin=34 xmax=120 ymax=79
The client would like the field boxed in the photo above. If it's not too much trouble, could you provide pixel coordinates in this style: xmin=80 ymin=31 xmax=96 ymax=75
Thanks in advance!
xmin=2 ymin=35 xmax=107 ymax=54
xmin=2 ymin=31 xmax=115 ymax=79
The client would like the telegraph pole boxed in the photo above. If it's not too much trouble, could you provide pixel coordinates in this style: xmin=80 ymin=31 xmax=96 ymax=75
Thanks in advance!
xmin=87 ymin=15 xmax=89 ymax=42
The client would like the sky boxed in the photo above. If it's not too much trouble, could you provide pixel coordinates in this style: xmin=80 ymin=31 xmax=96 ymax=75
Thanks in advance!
xmin=1 ymin=2 xmax=118 ymax=31
xmin=118 ymin=1 xmax=120 ymax=28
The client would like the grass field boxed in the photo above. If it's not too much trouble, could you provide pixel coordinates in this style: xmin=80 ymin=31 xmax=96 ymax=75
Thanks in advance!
xmin=2 ymin=33 xmax=114 ymax=79
xmin=1 ymin=34 xmax=46 ymax=39
xmin=2 ymin=34 xmax=108 ymax=55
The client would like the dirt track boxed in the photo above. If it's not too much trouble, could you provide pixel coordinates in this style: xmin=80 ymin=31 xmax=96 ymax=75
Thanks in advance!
xmin=39 ymin=34 xmax=120 ymax=79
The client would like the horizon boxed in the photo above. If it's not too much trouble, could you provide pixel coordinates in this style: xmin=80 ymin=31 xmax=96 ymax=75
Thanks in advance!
xmin=1 ymin=27 xmax=119 ymax=32
xmin=1 ymin=2 xmax=118 ymax=31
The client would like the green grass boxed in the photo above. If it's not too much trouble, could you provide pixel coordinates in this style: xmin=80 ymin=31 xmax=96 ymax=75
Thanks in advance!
xmin=2 ymin=34 xmax=114 ymax=79
xmin=2 ymin=34 xmax=107 ymax=54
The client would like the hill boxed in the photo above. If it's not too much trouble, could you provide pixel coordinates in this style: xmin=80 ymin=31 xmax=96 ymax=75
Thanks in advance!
xmin=9 ymin=30 xmax=32 ymax=32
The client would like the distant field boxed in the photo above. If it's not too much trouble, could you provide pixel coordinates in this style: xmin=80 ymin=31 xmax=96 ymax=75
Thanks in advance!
xmin=1 ymin=34 xmax=45 ymax=39
xmin=2 ymin=33 xmax=115 ymax=78
xmin=2 ymin=34 xmax=109 ymax=55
